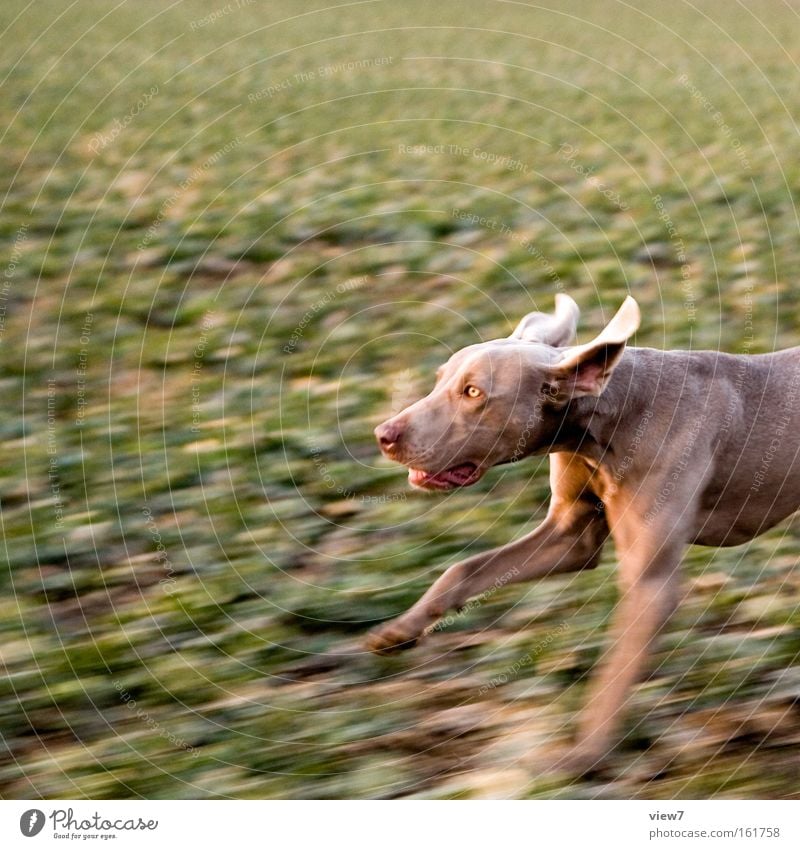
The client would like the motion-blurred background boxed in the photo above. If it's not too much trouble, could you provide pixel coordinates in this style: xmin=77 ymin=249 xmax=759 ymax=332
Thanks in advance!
xmin=1 ymin=0 xmax=799 ymax=799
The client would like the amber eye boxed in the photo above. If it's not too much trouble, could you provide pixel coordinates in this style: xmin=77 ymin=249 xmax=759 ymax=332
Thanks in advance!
xmin=464 ymin=385 xmax=482 ymax=399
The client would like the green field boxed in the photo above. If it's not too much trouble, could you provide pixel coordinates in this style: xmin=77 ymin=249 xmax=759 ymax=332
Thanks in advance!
xmin=1 ymin=0 xmax=799 ymax=798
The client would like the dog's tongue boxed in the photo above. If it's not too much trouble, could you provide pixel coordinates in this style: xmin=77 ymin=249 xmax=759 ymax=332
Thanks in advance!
xmin=409 ymin=463 xmax=480 ymax=489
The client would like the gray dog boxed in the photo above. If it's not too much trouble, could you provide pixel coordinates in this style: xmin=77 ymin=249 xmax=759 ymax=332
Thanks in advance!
xmin=368 ymin=294 xmax=800 ymax=772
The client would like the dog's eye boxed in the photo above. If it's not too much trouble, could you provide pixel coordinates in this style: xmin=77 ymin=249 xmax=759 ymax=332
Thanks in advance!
xmin=464 ymin=385 xmax=482 ymax=399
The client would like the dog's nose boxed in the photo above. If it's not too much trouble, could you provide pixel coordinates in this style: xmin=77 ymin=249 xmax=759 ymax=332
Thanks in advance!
xmin=375 ymin=420 xmax=404 ymax=454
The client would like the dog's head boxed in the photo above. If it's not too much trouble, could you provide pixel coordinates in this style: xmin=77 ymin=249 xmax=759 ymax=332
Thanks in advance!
xmin=374 ymin=294 xmax=640 ymax=490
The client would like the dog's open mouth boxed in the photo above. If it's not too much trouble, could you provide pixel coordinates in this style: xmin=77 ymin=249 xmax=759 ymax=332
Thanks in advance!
xmin=408 ymin=462 xmax=482 ymax=490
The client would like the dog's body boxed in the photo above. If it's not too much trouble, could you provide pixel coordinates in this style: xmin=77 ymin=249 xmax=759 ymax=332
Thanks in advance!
xmin=367 ymin=295 xmax=800 ymax=772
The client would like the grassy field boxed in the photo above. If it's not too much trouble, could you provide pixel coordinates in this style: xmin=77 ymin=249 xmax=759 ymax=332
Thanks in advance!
xmin=1 ymin=0 xmax=800 ymax=798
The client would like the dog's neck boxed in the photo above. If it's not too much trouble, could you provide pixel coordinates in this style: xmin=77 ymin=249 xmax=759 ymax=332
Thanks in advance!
xmin=545 ymin=349 xmax=642 ymax=464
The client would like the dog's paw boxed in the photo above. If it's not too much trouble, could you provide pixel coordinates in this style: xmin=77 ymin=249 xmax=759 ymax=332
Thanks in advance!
xmin=365 ymin=621 xmax=421 ymax=655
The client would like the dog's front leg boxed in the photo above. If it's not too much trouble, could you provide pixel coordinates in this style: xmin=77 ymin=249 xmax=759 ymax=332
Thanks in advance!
xmin=556 ymin=525 xmax=684 ymax=773
xmin=366 ymin=503 xmax=607 ymax=654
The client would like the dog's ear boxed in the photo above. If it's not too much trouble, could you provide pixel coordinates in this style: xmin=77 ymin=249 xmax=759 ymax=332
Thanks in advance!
xmin=510 ymin=293 xmax=580 ymax=347
xmin=544 ymin=296 xmax=640 ymax=401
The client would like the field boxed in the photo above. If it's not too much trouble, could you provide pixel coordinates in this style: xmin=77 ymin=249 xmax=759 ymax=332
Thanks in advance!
xmin=1 ymin=0 xmax=800 ymax=798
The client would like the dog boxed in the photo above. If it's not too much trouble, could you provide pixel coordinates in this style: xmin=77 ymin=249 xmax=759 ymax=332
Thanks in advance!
xmin=366 ymin=293 xmax=800 ymax=772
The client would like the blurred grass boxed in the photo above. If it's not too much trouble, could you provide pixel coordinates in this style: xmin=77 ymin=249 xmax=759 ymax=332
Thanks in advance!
xmin=1 ymin=0 xmax=799 ymax=798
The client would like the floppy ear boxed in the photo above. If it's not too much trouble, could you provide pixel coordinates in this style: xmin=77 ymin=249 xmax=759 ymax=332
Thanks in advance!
xmin=510 ymin=293 xmax=580 ymax=347
xmin=545 ymin=296 xmax=640 ymax=401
